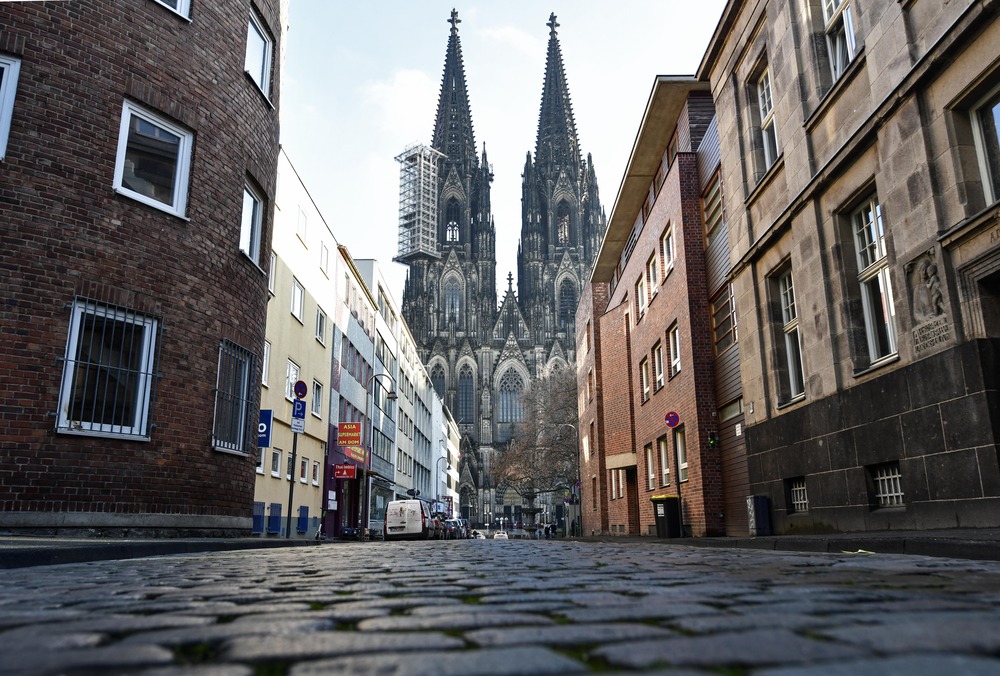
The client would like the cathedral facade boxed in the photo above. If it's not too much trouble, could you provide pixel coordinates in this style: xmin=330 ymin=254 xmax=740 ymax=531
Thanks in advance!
xmin=398 ymin=11 xmax=606 ymax=522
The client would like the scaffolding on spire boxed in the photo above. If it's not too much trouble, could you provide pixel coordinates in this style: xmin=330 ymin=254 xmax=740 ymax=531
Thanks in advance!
xmin=395 ymin=142 xmax=445 ymax=261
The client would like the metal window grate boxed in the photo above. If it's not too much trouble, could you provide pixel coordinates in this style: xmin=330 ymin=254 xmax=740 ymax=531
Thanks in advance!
xmin=873 ymin=463 xmax=904 ymax=507
xmin=790 ymin=477 xmax=809 ymax=513
xmin=212 ymin=340 xmax=257 ymax=453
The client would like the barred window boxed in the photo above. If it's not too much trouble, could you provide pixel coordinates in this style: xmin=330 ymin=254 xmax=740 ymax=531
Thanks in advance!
xmin=789 ymin=477 xmax=809 ymax=513
xmin=212 ymin=340 xmax=257 ymax=454
xmin=712 ymin=284 xmax=737 ymax=355
xmin=703 ymin=172 xmax=726 ymax=245
xmin=872 ymin=462 xmax=904 ymax=508
xmin=57 ymin=299 xmax=159 ymax=438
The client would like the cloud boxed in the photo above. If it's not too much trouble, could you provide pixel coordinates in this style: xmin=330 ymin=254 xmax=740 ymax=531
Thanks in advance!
xmin=478 ymin=24 xmax=541 ymax=59
xmin=362 ymin=69 xmax=438 ymax=147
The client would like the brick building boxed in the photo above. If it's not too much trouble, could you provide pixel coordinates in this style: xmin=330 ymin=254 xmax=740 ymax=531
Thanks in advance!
xmin=0 ymin=0 xmax=285 ymax=534
xmin=579 ymin=78 xmax=749 ymax=537
xmin=699 ymin=0 xmax=1000 ymax=532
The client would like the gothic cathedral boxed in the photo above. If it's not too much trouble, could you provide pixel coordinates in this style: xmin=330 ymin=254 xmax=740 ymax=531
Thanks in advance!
xmin=397 ymin=11 xmax=606 ymax=520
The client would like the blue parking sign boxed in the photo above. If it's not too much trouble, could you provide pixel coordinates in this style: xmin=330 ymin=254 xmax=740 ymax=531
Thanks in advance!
xmin=258 ymin=409 xmax=273 ymax=447
xmin=292 ymin=399 xmax=307 ymax=419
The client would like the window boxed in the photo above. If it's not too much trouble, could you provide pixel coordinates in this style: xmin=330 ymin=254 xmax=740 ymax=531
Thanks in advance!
xmin=256 ymin=447 xmax=265 ymax=474
xmin=497 ymin=369 xmax=525 ymax=424
xmin=431 ymin=364 xmax=445 ymax=400
xmin=674 ymin=427 xmax=688 ymax=482
xmin=299 ymin=457 xmax=308 ymax=483
xmin=610 ymin=469 xmax=617 ymax=500
xmin=240 ymin=183 xmax=264 ymax=265
xmin=852 ymin=196 xmax=897 ymax=362
xmin=587 ymin=368 xmax=594 ymax=401
xmin=287 ymin=453 xmax=293 ymax=480
xmin=823 ymin=0 xmax=857 ymax=80
xmin=639 ymin=357 xmax=650 ymax=402
xmin=245 ymin=11 xmax=273 ymax=95
xmin=582 ymin=432 xmax=591 ymax=463
xmin=268 ymin=252 xmax=276 ymax=294
xmin=315 ymin=308 xmax=327 ymax=345
xmin=789 ymin=477 xmax=809 ymax=513
xmin=285 ymin=359 xmax=300 ymax=400
xmin=113 ymin=101 xmax=192 ymax=217
xmin=320 ymin=242 xmax=330 ymax=276
xmin=151 ymin=0 xmax=190 ymax=18
xmin=312 ymin=460 xmax=320 ymax=486
xmin=261 ymin=340 xmax=270 ymax=386
xmin=652 ymin=342 xmax=664 ymax=390
xmin=0 ymin=54 xmax=21 ymax=160
xmin=636 ymin=274 xmax=648 ymax=316
xmin=757 ymin=69 xmax=779 ymax=169
xmin=777 ymin=268 xmax=805 ymax=399
xmin=668 ymin=324 xmax=681 ymax=377
xmin=558 ymin=279 xmax=577 ymax=330
xmin=658 ymin=436 xmax=670 ymax=486
xmin=311 ymin=379 xmax=323 ymax=416
xmin=712 ymin=284 xmax=737 ymax=355
xmin=296 ymin=205 xmax=308 ymax=242
xmin=291 ymin=278 xmax=304 ymax=322
xmin=660 ymin=227 xmax=675 ymax=276
xmin=871 ymin=462 xmax=904 ymax=507
xmin=444 ymin=278 xmax=462 ymax=328
xmin=973 ymin=85 xmax=1000 ymax=204
xmin=703 ymin=172 xmax=726 ymax=246
xmin=271 ymin=449 xmax=281 ymax=477
xmin=457 ymin=365 xmax=474 ymax=424
xmin=646 ymin=255 xmax=659 ymax=295
xmin=212 ymin=340 xmax=256 ymax=453
xmin=645 ymin=444 xmax=655 ymax=490
xmin=57 ymin=299 xmax=159 ymax=438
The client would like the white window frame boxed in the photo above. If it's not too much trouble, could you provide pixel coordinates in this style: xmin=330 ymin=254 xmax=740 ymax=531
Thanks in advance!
xmin=757 ymin=69 xmax=779 ymax=169
xmin=256 ymin=446 xmax=265 ymax=474
xmin=653 ymin=342 xmax=664 ymax=390
xmin=779 ymin=269 xmax=805 ymax=399
xmin=823 ymin=0 xmax=857 ymax=81
xmin=675 ymin=426 xmax=689 ymax=482
xmin=852 ymin=197 xmax=897 ymax=362
xmin=646 ymin=254 xmax=659 ymax=296
xmin=661 ymin=227 xmax=675 ymax=277
xmin=291 ymin=278 xmax=304 ymax=322
xmin=285 ymin=359 xmax=300 ymax=401
xmin=636 ymin=274 xmax=648 ymax=315
xmin=0 ymin=54 xmax=21 ymax=161
xmin=315 ymin=307 xmax=327 ymax=345
xmin=245 ymin=11 xmax=273 ymax=96
xmin=296 ymin=205 xmax=308 ymax=243
xmin=268 ymin=252 xmax=276 ymax=294
xmin=312 ymin=460 xmax=320 ymax=486
xmin=320 ymin=242 xmax=330 ymax=276
xmin=646 ymin=444 xmax=655 ymax=490
xmin=240 ymin=182 xmax=264 ymax=265
xmin=668 ymin=324 xmax=681 ymax=377
xmin=299 ymin=457 xmax=308 ymax=483
xmin=113 ymin=101 xmax=192 ymax=217
xmin=640 ymin=357 xmax=650 ymax=402
xmin=610 ymin=469 xmax=618 ymax=500
xmin=311 ymin=379 xmax=323 ymax=417
xmin=971 ymin=84 xmax=1000 ymax=206
xmin=261 ymin=340 xmax=270 ymax=386
xmin=151 ymin=0 xmax=190 ymax=19
xmin=271 ymin=449 xmax=282 ymax=477
xmin=658 ymin=436 xmax=670 ymax=486
xmin=57 ymin=299 xmax=158 ymax=439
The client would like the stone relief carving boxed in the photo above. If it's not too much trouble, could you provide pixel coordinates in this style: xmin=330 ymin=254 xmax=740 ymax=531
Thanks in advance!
xmin=906 ymin=249 xmax=945 ymax=325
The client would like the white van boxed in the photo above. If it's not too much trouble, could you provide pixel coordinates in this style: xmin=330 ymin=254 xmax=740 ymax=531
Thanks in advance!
xmin=384 ymin=499 xmax=437 ymax=540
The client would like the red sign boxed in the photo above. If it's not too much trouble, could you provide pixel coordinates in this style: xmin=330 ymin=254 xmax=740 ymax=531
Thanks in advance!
xmin=338 ymin=422 xmax=362 ymax=446
xmin=334 ymin=463 xmax=357 ymax=479
xmin=665 ymin=411 xmax=680 ymax=428
xmin=345 ymin=446 xmax=367 ymax=463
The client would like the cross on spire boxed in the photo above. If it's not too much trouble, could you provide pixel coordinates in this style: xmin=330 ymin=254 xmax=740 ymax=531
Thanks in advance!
xmin=449 ymin=8 xmax=461 ymax=32
xmin=547 ymin=12 xmax=559 ymax=36
xmin=507 ymin=272 xmax=514 ymax=291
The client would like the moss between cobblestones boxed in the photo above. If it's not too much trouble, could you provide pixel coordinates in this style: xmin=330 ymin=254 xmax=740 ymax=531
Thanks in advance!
xmin=552 ymin=645 xmax=612 ymax=671
xmin=173 ymin=641 xmax=219 ymax=664
xmin=308 ymin=602 xmax=327 ymax=610
xmin=461 ymin=595 xmax=483 ymax=604
xmin=216 ymin=615 xmax=239 ymax=624
xmin=253 ymin=661 xmax=292 ymax=676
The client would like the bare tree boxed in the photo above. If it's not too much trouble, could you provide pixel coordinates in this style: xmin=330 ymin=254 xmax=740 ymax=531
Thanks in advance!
xmin=491 ymin=367 xmax=579 ymax=528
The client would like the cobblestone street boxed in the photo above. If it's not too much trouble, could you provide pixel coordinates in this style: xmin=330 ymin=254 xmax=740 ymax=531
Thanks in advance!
xmin=3 ymin=539 xmax=1000 ymax=674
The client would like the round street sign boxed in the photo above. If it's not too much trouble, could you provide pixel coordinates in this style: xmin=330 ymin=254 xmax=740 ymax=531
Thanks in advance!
xmin=665 ymin=411 xmax=680 ymax=428
xmin=294 ymin=380 xmax=308 ymax=399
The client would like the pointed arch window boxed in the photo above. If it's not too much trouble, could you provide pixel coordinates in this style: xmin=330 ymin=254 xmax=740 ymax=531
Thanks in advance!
xmin=431 ymin=365 xmax=446 ymax=401
xmin=444 ymin=278 xmax=462 ymax=329
xmin=445 ymin=198 xmax=461 ymax=243
xmin=558 ymin=279 xmax=577 ymax=330
xmin=457 ymin=365 xmax=474 ymax=423
xmin=497 ymin=369 xmax=524 ymax=424
xmin=556 ymin=201 xmax=571 ymax=244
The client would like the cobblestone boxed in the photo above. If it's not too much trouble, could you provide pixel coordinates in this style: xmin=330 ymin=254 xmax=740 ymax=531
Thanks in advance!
xmin=2 ymin=539 xmax=1000 ymax=674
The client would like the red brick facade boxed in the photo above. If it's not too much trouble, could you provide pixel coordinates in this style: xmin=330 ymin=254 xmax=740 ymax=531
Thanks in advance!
xmin=0 ymin=0 xmax=282 ymax=534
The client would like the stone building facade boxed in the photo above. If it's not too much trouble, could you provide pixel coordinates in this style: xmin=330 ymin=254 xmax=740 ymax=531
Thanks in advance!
xmin=0 ymin=0 xmax=285 ymax=534
xmin=699 ymin=0 xmax=1000 ymax=532
xmin=398 ymin=12 xmax=606 ymax=521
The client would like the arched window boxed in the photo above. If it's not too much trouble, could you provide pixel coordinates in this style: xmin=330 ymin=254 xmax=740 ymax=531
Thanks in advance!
xmin=556 ymin=201 xmax=571 ymax=244
xmin=497 ymin=369 xmax=524 ymax=424
xmin=445 ymin=198 xmax=461 ymax=242
xmin=444 ymin=278 xmax=462 ymax=329
xmin=431 ymin=365 xmax=445 ymax=400
xmin=457 ymin=365 xmax=474 ymax=423
xmin=559 ymin=279 xmax=577 ymax=330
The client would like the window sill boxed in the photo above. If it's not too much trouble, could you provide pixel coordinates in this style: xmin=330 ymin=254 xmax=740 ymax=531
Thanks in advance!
xmin=776 ymin=393 xmax=806 ymax=410
xmin=271 ymin=472 xmax=281 ymax=479
xmin=239 ymin=249 xmax=267 ymax=275
xmin=852 ymin=353 xmax=899 ymax=378
xmin=745 ymin=154 xmax=785 ymax=208
xmin=244 ymin=71 xmax=276 ymax=110
xmin=114 ymin=186 xmax=189 ymax=221
xmin=311 ymin=412 xmax=322 ymax=419
xmin=213 ymin=445 xmax=250 ymax=457
xmin=57 ymin=427 xmax=150 ymax=442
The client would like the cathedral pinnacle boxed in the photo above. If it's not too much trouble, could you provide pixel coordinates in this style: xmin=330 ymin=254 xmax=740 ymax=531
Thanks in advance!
xmin=547 ymin=13 xmax=559 ymax=36
xmin=449 ymin=8 xmax=461 ymax=33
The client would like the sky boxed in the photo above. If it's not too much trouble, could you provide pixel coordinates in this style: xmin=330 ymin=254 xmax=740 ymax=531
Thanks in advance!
xmin=279 ymin=0 xmax=728 ymax=305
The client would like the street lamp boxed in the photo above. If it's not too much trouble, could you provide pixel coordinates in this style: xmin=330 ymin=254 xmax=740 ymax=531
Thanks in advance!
xmin=553 ymin=423 xmax=579 ymax=537
xmin=362 ymin=372 xmax=396 ymax=540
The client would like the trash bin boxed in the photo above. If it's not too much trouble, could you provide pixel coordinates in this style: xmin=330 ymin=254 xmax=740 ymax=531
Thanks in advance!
xmin=650 ymin=495 xmax=682 ymax=538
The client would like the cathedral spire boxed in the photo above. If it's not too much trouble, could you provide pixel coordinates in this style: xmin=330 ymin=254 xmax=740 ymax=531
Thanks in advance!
xmin=432 ymin=9 xmax=478 ymax=180
xmin=533 ymin=13 xmax=580 ymax=176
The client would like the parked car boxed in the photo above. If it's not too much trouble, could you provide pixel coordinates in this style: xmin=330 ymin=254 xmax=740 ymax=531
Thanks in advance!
xmin=493 ymin=531 xmax=509 ymax=540
xmin=384 ymin=499 xmax=437 ymax=540
xmin=457 ymin=518 xmax=472 ymax=538
xmin=444 ymin=518 xmax=465 ymax=539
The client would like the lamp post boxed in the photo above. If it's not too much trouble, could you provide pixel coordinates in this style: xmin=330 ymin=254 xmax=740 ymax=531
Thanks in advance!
xmin=362 ymin=372 xmax=396 ymax=540
xmin=553 ymin=423 xmax=579 ymax=537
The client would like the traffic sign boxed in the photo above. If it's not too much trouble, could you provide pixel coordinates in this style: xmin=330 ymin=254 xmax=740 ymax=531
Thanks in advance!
xmin=291 ymin=417 xmax=305 ymax=434
xmin=258 ymin=409 xmax=273 ymax=447
xmin=294 ymin=380 xmax=308 ymax=399
xmin=292 ymin=399 xmax=307 ymax=419
xmin=665 ymin=411 xmax=680 ymax=428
